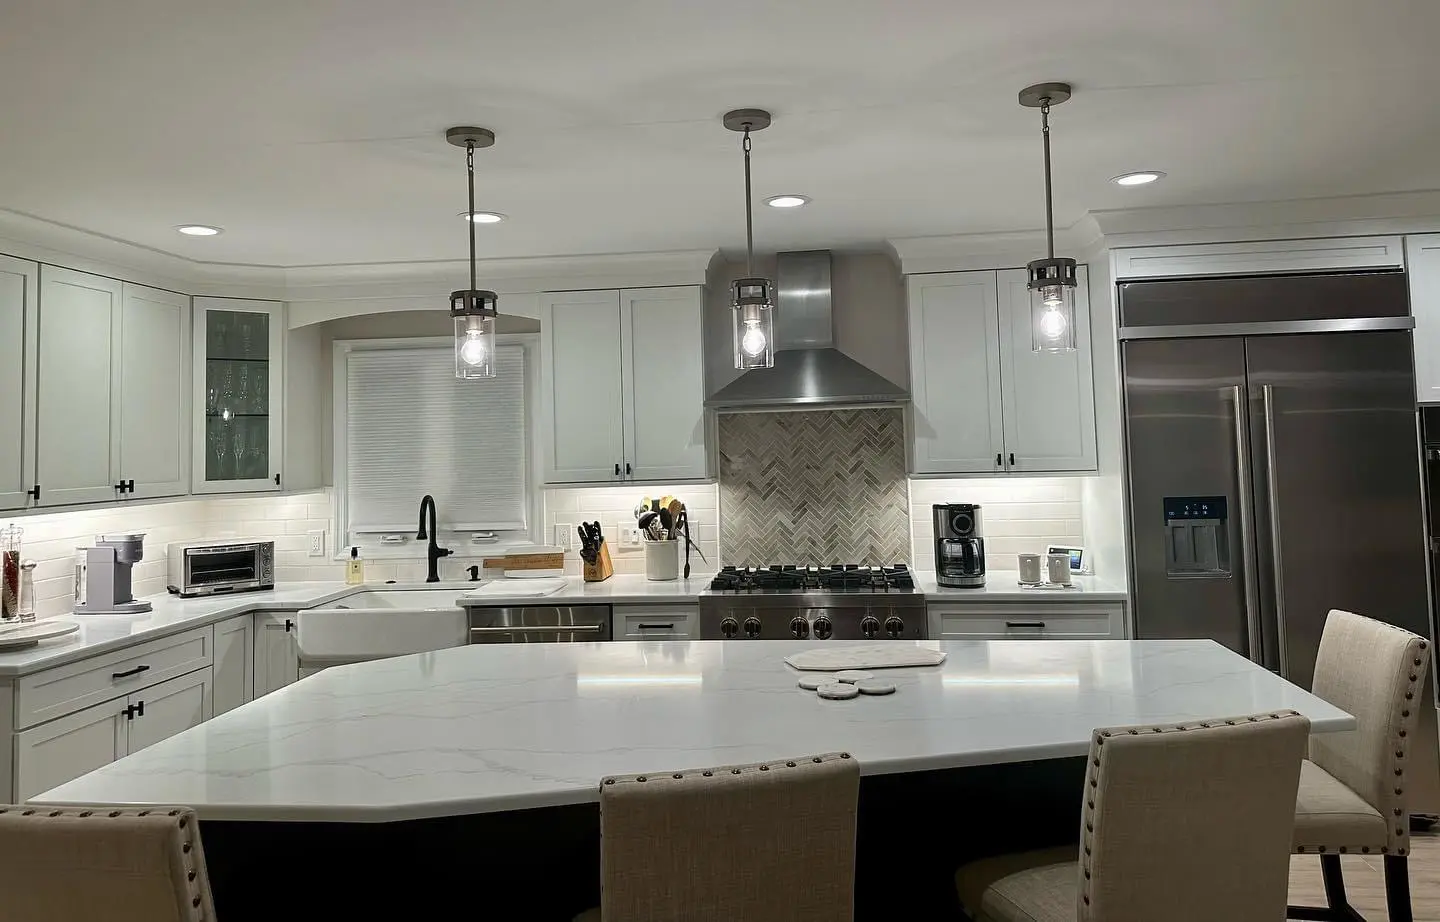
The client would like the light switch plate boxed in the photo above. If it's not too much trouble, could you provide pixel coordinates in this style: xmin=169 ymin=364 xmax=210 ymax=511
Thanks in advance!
xmin=555 ymin=524 xmax=574 ymax=550
xmin=307 ymin=530 xmax=326 ymax=557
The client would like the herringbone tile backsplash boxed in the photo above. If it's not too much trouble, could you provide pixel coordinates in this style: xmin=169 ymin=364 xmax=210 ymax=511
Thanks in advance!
xmin=718 ymin=408 xmax=910 ymax=565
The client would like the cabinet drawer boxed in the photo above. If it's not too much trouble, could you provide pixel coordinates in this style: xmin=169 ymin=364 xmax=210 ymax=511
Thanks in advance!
xmin=16 ymin=627 xmax=213 ymax=729
xmin=931 ymin=603 xmax=1123 ymax=641
xmin=616 ymin=605 xmax=699 ymax=639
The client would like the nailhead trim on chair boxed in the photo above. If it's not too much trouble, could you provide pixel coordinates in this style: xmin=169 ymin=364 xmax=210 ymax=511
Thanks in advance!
xmin=1080 ymin=712 xmax=1300 ymax=910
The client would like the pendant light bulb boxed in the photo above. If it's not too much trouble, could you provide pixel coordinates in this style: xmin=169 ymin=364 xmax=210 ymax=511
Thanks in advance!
xmin=724 ymin=108 xmax=776 ymax=371
xmin=445 ymin=126 xmax=500 ymax=379
xmin=1019 ymin=83 xmax=1078 ymax=354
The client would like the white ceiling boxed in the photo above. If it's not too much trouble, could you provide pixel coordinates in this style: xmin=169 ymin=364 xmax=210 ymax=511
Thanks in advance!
xmin=3 ymin=0 xmax=1438 ymax=267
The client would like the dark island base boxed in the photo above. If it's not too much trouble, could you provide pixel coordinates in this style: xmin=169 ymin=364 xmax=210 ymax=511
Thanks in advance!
xmin=202 ymin=757 xmax=1085 ymax=921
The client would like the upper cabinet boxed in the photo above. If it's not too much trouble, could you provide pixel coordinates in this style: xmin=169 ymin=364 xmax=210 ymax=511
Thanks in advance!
xmin=0 ymin=256 xmax=37 ymax=511
xmin=1407 ymin=235 xmax=1440 ymax=404
xmin=906 ymin=266 xmax=1097 ymax=476
xmin=540 ymin=286 xmax=709 ymax=484
xmin=192 ymin=298 xmax=285 ymax=493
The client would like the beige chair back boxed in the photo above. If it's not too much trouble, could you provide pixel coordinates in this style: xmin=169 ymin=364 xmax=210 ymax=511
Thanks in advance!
xmin=598 ymin=751 xmax=859 ymax=922
xmin=1309 ymin=608 xmax=1431 ymax=854
xmin=0 ymin=805 xmax=215 ymax=921
xmin=1081 ymin=711 xmax=1310 ymax=922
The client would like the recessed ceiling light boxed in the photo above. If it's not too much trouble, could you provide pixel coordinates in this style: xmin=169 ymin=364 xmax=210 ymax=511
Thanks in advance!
xmin=175 ymin=224 xmax=223 ymax=236
xmin=764 ymin=194 xmax=810 ymax=209
xmin=459 ymin=211 xmax=506 ymax=224
xmin=1111 ymin=171 xmax=1166 ymax=187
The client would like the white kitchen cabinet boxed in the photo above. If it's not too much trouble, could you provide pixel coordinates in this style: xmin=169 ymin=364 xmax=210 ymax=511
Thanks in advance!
xmin=541 ymin=290 xmax=626 ymax=483
xmin=213 ymin=614 xmax=255 ymax=715
xmin=1407 ymin=235 xmax=1440 ymax=403
xmin=907 ymin=271 xmax=1005 ymax=474
xmin=906 ymin=268 xmax=1097 ymax=476
xmin=13 ymin=667 xmax=212 ymax=801
xmin=541 ymin=286 xmax=709 ymax=484
xmin=34 ymin=266 xmax=123 ymax=506
xmin=192 ymin=297 xmax=285 ymax=493
xmin=253 ymin=611 xmax=300 ymax=698
xmin=124 ymin=668 xmax=211 ymax=753
xmin=996 ymin=266 xmax=1097 ymax=472
xmin=621 ymin=287 xmax=708 ymax=481
xmin=118 ymin=283 xmax=189 ymax=499
xmin=0 ymin=255 xmax=38 ymax=511
xmin=15 ymin=697 xmax=125 ymax=800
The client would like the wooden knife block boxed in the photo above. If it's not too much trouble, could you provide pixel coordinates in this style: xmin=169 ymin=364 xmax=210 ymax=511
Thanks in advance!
xmin=583 ymin=540 xmax=614 ymax=582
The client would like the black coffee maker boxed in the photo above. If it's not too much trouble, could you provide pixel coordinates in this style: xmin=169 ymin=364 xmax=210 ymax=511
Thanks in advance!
xmin=933 ymin=503 xmax=985 ymax=588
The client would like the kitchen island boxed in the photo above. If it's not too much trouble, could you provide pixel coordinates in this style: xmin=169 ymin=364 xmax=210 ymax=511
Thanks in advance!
xmin=32 ymin=638 xmax=1349 ymax=920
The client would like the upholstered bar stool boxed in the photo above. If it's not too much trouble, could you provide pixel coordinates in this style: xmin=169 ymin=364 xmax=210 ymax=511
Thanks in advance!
xmin=1290 ymin=609 xmax=1432 ymax=922
xmin=0 ymin=804 xmax=216 ymax=921
xmin=575 ymin=751 xmax=860 ymax=922
xmin=955 ymin=711 xmax=1311 ymax=922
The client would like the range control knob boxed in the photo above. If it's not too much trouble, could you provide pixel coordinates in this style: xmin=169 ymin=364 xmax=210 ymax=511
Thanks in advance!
xmin=884 ymin=616 xmax=905 ymax=638
xmin=743 ymin=617 xmax=763 ymax=638
xmin=720 ymin=617 xmax=739 ymax=639
xmin=813 ymin=616 xmax=834 ymax=640
xmin=860 ymin=615 xmax=881 ymax=639
xmin=790 ymin=617 xmax=810 ymax=639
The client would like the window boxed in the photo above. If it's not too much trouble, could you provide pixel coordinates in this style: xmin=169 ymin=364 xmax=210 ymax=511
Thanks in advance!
xmin=334 ymin=337 xmax=536 ymax=556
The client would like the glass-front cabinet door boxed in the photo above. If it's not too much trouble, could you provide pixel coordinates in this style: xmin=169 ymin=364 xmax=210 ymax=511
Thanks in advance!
xmin=192 ymin=298 xmax=285 ymax=493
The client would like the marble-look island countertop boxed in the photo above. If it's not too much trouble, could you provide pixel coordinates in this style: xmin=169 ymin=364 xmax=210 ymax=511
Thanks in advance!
xmin=33 ymin=639 xmax=1353 ymax=822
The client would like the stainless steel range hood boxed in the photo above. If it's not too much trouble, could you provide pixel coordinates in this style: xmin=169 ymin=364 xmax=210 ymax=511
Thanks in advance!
xmin=706 ymin=250 xmax=908 ymax=411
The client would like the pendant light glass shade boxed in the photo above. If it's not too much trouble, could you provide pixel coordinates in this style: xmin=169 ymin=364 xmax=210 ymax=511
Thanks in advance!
xmin=452 ymin=291 xmax=498 ymax=378
xmin=732 ymin=278 xmax=775 ymax=369
xmin=1028 ymin=256 xmax=1078 ymax=352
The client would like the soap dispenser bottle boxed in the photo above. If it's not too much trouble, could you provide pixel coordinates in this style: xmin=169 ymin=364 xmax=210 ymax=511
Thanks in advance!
xmin=346 ymin=547 xmax=365 ymax=585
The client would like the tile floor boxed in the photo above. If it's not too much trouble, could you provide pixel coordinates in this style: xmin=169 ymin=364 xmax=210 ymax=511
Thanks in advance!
xmin=1288 ymin=830 xmax=1440 ymax=920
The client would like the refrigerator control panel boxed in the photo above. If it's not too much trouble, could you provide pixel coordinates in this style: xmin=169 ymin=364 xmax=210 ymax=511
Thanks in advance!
xmin=1163 ymin=496 xmax=1230 ymax=577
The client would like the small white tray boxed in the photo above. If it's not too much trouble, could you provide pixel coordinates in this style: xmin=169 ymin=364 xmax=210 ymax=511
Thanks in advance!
xmin=0 ymin=619 xmax=80 ymax=650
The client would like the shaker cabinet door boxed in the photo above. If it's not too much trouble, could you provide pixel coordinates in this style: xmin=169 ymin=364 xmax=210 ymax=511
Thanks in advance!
xmin=119 ymin=283 xmax=189 ymax=499
xmin=35 ymin=266 xmax=123 ymax=506
xmin=997 ymin=266 xmax=1097 ymax=472
xmin=540 ymin=290 xmax=626 ymax=483
xmin=906 ymin=272 xmax=1005 ymax=474
xmin=621 ymin=286 xmax=708 ymax=480
xmin=0 ymin=255 xmax=38 ymax=511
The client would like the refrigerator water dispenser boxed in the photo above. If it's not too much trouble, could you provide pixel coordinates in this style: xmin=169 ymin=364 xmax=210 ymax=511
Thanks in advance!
xmin=1162 ymin=496 xmax=1230 ymax=577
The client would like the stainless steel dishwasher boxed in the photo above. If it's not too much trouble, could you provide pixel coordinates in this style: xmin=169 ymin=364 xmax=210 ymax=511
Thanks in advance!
xmin=464 ymin=605 xmax=612 ymax=643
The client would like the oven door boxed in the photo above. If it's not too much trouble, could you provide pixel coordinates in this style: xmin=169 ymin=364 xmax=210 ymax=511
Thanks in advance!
xmin=467 ymin=606 xmax=612 ymax=643
xmin=183 ymin=544 xmax=268 ymax=595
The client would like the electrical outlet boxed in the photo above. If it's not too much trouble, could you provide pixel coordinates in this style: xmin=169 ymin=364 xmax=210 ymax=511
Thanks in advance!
xmin=307 ymin=530 xmax=326 ymax=558
xmin=555 ymin=524 xmax=574 ymax=550
xmin=623 ymin=527 xmax=643 ymax=548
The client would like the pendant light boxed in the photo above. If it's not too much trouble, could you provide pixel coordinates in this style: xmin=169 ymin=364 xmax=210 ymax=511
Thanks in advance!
xmin=723 ymin=108 xmax=775 ymax=370
xmin=446 ymin=126 xmax=500 ymax=379
xmin=1019 ymin=83 xmax=1077 ymax=353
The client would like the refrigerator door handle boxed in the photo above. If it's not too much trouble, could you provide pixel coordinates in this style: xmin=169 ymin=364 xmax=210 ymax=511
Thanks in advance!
xmin=1261 ymin=384 xmax=1290 ymax=677
xmin=1231 ymin=385 xmax=1264 ymax=664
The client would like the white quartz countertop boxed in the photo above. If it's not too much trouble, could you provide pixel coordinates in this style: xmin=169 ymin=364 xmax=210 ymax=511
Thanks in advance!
xmin=32 ymin=639 xmax=1353 ymax=823
xmin=916 ymin=571 xmax=1129 ymax=602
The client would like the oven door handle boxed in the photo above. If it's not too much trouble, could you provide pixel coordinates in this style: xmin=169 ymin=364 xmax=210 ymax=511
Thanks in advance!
xmin=469 ymin=624 xmax=606 ymax=635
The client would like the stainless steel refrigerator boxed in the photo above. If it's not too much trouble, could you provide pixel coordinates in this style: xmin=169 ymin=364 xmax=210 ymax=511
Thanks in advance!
xmin=1121 ymin=270 xmax=1438 ymax=811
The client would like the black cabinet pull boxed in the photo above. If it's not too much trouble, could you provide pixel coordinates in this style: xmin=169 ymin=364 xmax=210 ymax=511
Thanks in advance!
xmin=995 ymin=453 xmax=1002 ymax=466
xmin=637 ymin=623 xmax=676 ymax=630
xmin=111 ymin=664 xmax=151 ymax=680
xmin=1005 ymin=620 xmax=1047 ymax=629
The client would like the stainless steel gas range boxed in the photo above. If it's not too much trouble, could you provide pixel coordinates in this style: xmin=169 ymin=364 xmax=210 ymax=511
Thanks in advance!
xmin=699 ymin=565 xmax=926 ymax=640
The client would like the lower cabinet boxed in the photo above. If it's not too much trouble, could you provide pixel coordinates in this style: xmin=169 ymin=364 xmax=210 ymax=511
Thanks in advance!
xmin=213 ymin=614 xmax=255 ymax=715
xmin=15 ymin=667 xmax=213 ymax=801
xmin=253 ymin=611 xmax=300 ymax=697
xmin=929 ymin=603 xmax=1125 ymax=641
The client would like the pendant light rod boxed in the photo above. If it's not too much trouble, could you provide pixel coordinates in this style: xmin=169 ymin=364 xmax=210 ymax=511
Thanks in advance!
xmin=1018 ymin=82 xmax=1071 ymax=260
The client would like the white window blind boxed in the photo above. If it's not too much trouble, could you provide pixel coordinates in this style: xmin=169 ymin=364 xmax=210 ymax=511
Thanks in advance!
xmin=345 ymin=344 xmax=526 ymax=533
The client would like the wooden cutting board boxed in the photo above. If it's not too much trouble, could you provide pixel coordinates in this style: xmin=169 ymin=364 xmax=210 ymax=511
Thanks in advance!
xmin=784 ymin=645 xmax=947 ymax=671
